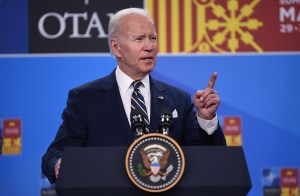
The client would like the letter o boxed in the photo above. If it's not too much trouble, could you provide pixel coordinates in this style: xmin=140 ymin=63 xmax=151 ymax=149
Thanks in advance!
xmin=38 ymin=12 xmax=66 ymax=39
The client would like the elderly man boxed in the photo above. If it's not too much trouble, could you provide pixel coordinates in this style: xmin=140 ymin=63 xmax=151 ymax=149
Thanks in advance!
xmin=42 ymin=7 xmax=226 ymax=184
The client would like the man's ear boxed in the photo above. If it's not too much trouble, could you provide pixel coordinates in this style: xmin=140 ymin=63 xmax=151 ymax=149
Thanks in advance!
xmin=111 ymin=39 xmax=121 ymax=58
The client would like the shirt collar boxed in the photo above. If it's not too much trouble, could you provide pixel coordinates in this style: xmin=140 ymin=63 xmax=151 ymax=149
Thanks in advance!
xmin=115 ymin=66 xmax=150 ymax=94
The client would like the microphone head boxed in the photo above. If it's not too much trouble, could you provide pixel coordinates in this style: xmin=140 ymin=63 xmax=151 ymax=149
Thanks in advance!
xmin=131 ymin=111 xmax=144 ymax=126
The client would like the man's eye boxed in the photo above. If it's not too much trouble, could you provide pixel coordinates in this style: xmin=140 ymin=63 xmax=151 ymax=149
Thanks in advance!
xmin=135 ymin=37 xmax=143 ymax=41
xmin=150 ymin=36 xmax=157 ymax=41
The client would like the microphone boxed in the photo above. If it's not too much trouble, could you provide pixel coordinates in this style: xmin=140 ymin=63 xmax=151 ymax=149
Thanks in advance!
xmin=131 ymin=110 xmax=146 ymax=137
xmin=158 ymin=108 xmax=173 ymax=135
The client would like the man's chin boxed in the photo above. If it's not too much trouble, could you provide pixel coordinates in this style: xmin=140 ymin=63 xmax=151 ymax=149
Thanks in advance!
xmin=144 ymin=65 xmax=155 ymax=74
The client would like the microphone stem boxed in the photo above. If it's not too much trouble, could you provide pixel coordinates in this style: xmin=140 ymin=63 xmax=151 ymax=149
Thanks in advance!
xmin=162 ymin=127 xmax=169 ymax=135
xmin=136 ymin=128 xmax=144 ymax=137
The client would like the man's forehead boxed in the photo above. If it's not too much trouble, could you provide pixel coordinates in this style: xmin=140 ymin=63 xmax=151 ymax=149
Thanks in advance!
xmin=123 ymin=21 xmax=156 ymax=35
xmin=121 ymin=13 xmax=154 ymax=26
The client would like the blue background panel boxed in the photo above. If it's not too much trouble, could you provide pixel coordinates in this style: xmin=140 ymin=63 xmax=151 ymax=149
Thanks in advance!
xmin=0 ymin=54 xmax=300 ymax=195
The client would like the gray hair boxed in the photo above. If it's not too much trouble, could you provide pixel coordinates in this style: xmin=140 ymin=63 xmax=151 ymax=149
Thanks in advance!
xmin=107 ymin=8 xmax=154 ymax=55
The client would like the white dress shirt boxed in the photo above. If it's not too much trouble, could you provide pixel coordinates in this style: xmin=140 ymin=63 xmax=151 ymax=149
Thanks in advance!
xmin=115 ymin=66 xmax=218 ymax=135
xmin=116 ymin=66 xmax=151 ymax=125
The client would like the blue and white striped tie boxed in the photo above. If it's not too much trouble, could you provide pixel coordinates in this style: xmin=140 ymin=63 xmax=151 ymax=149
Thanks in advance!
xmin=131 ymin=80 xmax=150 ymax=133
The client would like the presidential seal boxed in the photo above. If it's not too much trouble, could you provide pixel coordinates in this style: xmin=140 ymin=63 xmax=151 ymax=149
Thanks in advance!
xmin=125 ymin=133 xmax=185 ymax=193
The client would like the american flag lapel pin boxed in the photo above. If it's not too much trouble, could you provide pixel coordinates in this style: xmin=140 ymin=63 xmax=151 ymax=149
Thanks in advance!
xmin=158 ymin=95 xmax=164 ymax=100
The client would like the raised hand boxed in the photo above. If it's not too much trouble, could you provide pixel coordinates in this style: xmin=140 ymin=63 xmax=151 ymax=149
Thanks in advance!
xmin=193 ymin=72 xmax=220 ymax=120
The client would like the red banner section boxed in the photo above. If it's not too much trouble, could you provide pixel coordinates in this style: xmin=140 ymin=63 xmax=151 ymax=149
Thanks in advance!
xmin=281 ymin=168 xmax=299 ymax=196
xmin=146 ymin=0 xmax=300 ymax=53
xmin=2 ymin=119 xmax=22 ymax=155
xmin=223 ymin=116 xmax=242 ymax=146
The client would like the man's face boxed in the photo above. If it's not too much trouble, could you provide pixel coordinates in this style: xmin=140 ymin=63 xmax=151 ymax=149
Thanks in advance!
xmin=112 ymin=14 xmax=158 ymax=80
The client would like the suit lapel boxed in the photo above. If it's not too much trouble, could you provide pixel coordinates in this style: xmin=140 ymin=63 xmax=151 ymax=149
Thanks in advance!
xmin=99 ymin=71 xmax=133 ymax=144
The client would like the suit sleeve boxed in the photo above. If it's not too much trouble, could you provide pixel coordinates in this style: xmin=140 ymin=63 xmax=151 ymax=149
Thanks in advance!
xmin=42 ymin=89 xmax=88 ymax=183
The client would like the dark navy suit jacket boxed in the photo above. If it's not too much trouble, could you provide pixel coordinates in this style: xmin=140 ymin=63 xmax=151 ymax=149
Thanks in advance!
xmin=42 ymin=70 xmax=226 ymax=183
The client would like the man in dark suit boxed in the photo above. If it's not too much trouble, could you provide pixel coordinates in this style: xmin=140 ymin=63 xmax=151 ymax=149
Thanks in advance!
xmin=42 ymin=8 xmax=226 ymax=184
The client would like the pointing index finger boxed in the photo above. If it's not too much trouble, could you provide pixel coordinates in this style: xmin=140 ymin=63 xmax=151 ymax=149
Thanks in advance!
xmin=207 ymin=72 xmax=217 ymax=89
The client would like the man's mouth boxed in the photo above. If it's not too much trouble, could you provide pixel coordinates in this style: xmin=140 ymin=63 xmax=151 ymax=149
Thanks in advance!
xmin=141 ymin=57 xmax=155 ymax=64
xmin=141 ymin=57 xmax=154 ymax=60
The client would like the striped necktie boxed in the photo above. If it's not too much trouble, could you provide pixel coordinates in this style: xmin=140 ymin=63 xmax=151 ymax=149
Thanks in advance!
xmin=131 ymin=80 xmax=150 ymax=133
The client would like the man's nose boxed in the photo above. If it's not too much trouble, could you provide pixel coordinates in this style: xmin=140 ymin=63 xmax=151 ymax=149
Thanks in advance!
xmin=144 ymin=39 xmax=154 ymax=51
